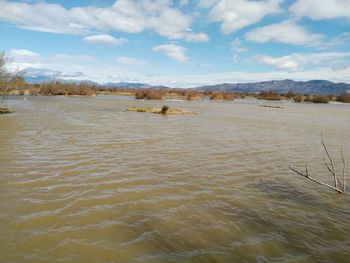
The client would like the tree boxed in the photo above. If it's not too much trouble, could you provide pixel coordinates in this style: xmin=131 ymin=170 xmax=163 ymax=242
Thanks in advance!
xmin=0 ymin=51 xmax=16 ymax=110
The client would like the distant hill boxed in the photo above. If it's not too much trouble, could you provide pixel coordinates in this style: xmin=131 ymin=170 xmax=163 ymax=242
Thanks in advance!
xmin=195 ymin=79 xmax=350 ymax=95
xmin=25 ymin=76 xmax=100 ymax=86
xmin=102 ymin=82 xmax=168 ymax=89
xmin=25 ymin=76 xmax=350 ymax=95
xmin=25 ymin=76 xmax=167 ymax=89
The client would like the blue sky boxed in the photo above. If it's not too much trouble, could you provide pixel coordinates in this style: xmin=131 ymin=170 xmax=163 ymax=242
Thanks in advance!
xmin=1 ymin=0 xmax=350 ymax=87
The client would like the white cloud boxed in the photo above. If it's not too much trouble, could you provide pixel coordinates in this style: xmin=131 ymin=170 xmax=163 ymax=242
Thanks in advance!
xmin=7 ymin=49 xmax=97 ymax=78
xmin=229 ymin=38 xmax=247 ymax=64
xmin=83 ymin=34 xmax=126 ymax=46
xmin=209 ymin=0 xmax=282 ymax=34
xmin=290 ymin=0 xmax=350 ymax=20
xmin=328 ymin=32 xmax=350 ymax=47
xmin=230 ymin=38 xmax=248 ymax=53
xmin=117 ymin=56 xmax=146 ymax=65
xmin=152 ymin=44 xmax=188 ymax=63
xmin=184 ymin=33 xmax=209 ymax=42
xmin=9 ymin=49 xmax=40 ymax=59
xmin=232 ymin=54 xmax=239 ymax=63
xmin=257 ymin=55 xmax=299 ymax=71
xmin=245 ymin=20 xmax=324 ymax=47
xmin=8 ymin=49 xmax=43 ymax=70
xmin=0 ymin=0 xmax=207 ymax=42
xmin=257 ymin=52 xmax=350 ymax=71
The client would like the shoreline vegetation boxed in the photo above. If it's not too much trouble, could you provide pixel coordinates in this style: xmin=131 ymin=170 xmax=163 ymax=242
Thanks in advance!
xmin=1 ymin=80 xmax=350 ymax=104
xmin=1 ymin=52 xmax=350 ymax=116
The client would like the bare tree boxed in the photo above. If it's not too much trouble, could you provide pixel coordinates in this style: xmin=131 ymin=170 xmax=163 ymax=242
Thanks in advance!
xmin=0 ymin=52 xmax=9 ymax=107
xmin=289 ymin=134 xmax=346 ymax=194
xmin=0 ymin=51 xmax=16 ymax=112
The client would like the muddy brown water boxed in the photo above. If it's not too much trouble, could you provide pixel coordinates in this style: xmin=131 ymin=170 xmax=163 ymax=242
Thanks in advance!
xmin=0 ymin=95 xmax=350 ymax=262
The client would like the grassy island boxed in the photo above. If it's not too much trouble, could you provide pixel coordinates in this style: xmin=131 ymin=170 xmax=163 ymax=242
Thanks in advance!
xmin=0 ymin=107 xmax=13 ymax=114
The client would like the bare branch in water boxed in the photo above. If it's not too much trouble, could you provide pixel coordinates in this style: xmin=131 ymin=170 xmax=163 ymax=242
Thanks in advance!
xmin=321 ymin=134 xmax=338 ymax=188
xmin=289 ymin=135 xmax=346 ymax=194
xmin=341 ymin=145 xmax=346 ymax=193
xmin=289 ymin=166 xmax=344 ymax=194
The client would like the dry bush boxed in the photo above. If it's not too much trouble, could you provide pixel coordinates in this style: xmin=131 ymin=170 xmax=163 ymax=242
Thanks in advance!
xmin=184 ymin=90 xmax=202 ymax=100
xmin=135 ymin=89 xmax=166 ymax=100
xmin=238 ymin=93 xmax=246 ymax=99
xmin=257 ymin=90 xmax=282 ymax=101
xmin=303 ymin=95 xmax=311 ymax=102
xmin=293 ymin=95 xmax=303 ymax=103
xmin=284 ymin=90 xmax=295 ymax=99
xmin=39 ymin=82 xmax=65 ymax=95
xmin=26 ymin=86 xmax=40 ymax=96
xmin=337 ymin=93 xmax=350 ymax=103
xmin=209 ymin=92 xmax=235 ymax=100
xmin=66 ymin=83 xmax=95 ymax=96
xmin=39 ymin=82 xmax=96 ymax=96
xmin=309 ymin=95 xmax=330 ymax=103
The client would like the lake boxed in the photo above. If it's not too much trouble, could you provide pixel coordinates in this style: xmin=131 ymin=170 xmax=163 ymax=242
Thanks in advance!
xmin=0 ymin=95 xmax=349 ymax=262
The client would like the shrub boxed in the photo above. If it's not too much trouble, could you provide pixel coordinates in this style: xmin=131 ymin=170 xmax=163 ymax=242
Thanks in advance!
xmin=304 ymin=95 xmax=311 ymax=102
xmin=310 ymin=95 xmax=330 ymax=103
xmin=160 ymin=105 xmax=169 ymax=113
xmin=293 ymin=95 xmax=302 ymax=103
xmin=337 ymin=93 xmax=350 ymax=103
xmin=284 ymin=90 xmax=295 ymax=99
xmin=209 ymin=92 xmax=235 ymax=100
xmin=257 ymin=90 xmax=281 ymax=101
xmin=135 ymin=89 xmax=166 ymax=100
xmin=39 ymin=82 xmax=96 ymax=96
xmin=184 ymin=91 xmax=201 ymax=100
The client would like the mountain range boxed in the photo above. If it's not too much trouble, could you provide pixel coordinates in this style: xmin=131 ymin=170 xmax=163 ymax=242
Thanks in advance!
xmin=25 ymin=76 xmax=350 ymax=95
xmin=195 ymin=79 xmax=350 ymax=95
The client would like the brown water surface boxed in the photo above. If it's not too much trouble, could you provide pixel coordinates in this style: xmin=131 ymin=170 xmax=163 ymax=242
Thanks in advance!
xmin=0 ymin=96 xmax=350 ymax=262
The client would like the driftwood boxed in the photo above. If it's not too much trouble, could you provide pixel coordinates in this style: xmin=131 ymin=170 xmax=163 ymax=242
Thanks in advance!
xmin=289 ymin=135 xmax=346 ymax=194
xmin=259 ymin=105 xmax=284 ymax=109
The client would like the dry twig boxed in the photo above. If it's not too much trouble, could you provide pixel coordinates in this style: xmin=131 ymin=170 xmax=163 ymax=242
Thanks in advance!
xmin=289 ymin=136 xmax=346 ymax=194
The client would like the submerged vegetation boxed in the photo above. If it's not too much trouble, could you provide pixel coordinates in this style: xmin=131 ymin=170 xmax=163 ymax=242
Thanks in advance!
xmin=127 ymin=105 xmax=193 ymax=115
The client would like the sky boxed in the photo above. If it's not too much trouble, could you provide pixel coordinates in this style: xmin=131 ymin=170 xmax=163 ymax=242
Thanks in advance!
xmin=1 ymin=0 xmax=350 ymax=87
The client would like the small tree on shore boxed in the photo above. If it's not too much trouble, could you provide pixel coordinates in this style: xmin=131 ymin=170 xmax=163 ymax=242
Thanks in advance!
xmin=0 ymin=51 xmax=22 ymax=111
xmin=0 ymin=52 xmax=10 ymax=106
